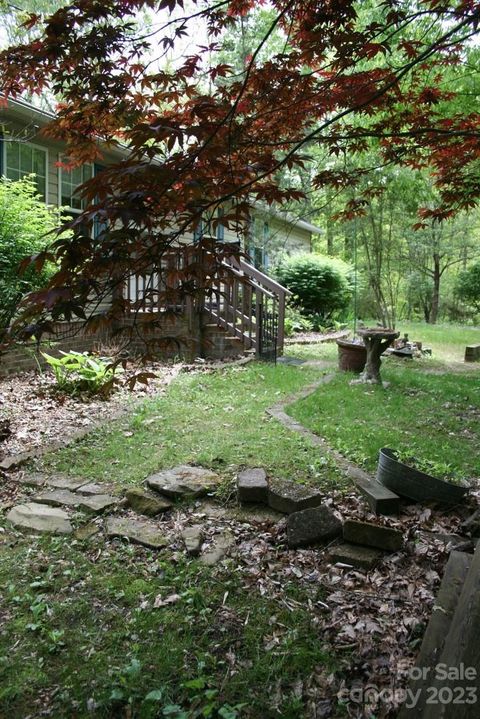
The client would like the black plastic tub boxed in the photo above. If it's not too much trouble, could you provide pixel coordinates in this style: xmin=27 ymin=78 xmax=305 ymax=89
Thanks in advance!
xmin=376 ymin=447 xmax=468 ymax=505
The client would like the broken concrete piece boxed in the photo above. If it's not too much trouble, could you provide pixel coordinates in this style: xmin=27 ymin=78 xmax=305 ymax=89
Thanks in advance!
xmin=33 ymin=489 xmax=119 ymax=514
xmin=6 ymin=502 xmax=73 ymax=535
xmin=125 ymin=487 xmax=172 ymax=516
xmin=268 ymin=479 xmax=323 ymax=514
xmin=237 ymin=468 xmax=268 ymax=503
xmin=330 ymin=542 xmax=383 ymax=570
xmin=106 ymin=517 xmax=169 ymax=549
xmin=181 ymin=525 xmax=203 ymax=556
xmin=287 ymin=505 xmax=342 ymax=548
xmin=146 ymin=465 xmax=221 ymax=499
xmin=343 ymin=519 xmax=403 ymax=552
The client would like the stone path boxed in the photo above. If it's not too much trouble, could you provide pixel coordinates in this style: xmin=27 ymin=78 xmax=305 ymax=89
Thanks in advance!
xmin=266 ymin=375 xmax=401 ymax=515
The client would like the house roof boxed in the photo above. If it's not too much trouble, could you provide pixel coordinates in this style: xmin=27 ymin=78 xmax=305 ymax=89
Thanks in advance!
xmin=2 ymin=98 xmax=323 ymax=235
xmin=0 ymin=96 xmax=129 ymax=159
xmin=252 ymin=201 xmax=323 ymax=235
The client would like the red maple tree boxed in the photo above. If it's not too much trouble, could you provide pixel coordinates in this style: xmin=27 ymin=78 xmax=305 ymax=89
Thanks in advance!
xmin=0 ymin=0 xmax=479 ymax=344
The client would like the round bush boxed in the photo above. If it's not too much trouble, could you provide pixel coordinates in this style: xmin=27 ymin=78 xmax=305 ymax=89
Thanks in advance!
xmin=275 ymin=253 xmax=353 ymax=321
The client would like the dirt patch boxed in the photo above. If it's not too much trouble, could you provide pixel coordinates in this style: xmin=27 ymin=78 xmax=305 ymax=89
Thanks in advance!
xmin=0 ymin=362 xmax=182 ymax=460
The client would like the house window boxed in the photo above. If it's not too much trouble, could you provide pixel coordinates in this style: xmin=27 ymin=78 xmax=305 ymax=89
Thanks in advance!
xmin=4 ymin=141 xmax=47 ymax=201
xmin=60 ymin=163 xmax=93 ymax=212
xmin=193 ymin=208 xmax=226 ymax=242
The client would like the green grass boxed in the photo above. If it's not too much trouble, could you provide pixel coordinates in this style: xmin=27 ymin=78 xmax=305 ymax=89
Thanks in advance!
xmin=288 ymin=363 xmax=480 ymax=482
xmin=2 ymin=326 xmax=479 ymax=718
xmin=40 ymin=362 xmax=347 ymax=491
xmin=394 ymin=320 xmax=479 ymax=363
xmin=0 ymin=362 xmax=349 ymax=717
xmin=0 ymin=536 xmax=335 ymax=719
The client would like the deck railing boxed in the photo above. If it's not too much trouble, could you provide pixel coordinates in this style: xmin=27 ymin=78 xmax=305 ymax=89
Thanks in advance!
xmin=123 ymin=242 xmax=290 ymax=357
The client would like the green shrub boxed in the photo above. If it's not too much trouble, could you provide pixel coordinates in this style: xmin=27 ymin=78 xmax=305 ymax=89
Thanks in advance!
xmin=0 ymin=176 xmax=63 ymax=335
xmin=42 ymin=350 xmax=123 ymax=395
xmin=284 ymin=303 xmax=313 ymax=337
xmin=275 ymin=253 xmax=353 ymax=322
xmin=455 ymin=262 xmax=480 ymax=313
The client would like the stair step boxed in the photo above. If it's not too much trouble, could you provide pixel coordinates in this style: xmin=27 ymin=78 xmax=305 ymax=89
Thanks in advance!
xmin=398 ymin=550 xmax=473 ymax=718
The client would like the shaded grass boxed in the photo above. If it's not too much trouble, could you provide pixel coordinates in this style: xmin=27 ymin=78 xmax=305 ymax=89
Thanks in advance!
xmin=0 ymin=536 xmax=335 ymax=719
xmin=288 ymin=364 xmax=480 ymax=482
xmin=40 ymin=362 xmax=347 ymax=492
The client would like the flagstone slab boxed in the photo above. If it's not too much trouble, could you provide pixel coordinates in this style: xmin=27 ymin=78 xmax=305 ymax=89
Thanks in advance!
xmin=6 ymin=502 xmax=73 ymax=535
xmin=45 ymin=475 xmax=88 ymax=491
xmin=76 ymin=482 xmax=116 ymax=496
xmin=33 ymin=489 xmax=119 ymax=514
xmin=287 ymin=505 xmax=342 ymax=548
xmin=106 ymin=517 xmax=169 ymax=549
xmin=200 ymin=531 xmax=235 ymax=566
xmin=125 ymin=487 xmax=172 ymax=516
xmin=14 ymin=473 xmax=47 ymax=488
xmin=147 ymin=465 xmax=221 ymax=499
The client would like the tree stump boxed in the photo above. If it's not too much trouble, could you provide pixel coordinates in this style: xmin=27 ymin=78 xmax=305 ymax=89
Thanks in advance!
xmin=356 ymin=328 xmax=399 ymax=383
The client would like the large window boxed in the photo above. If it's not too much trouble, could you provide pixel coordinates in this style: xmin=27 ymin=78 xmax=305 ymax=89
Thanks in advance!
xmin=60 ymin=164 xmax=93 ymax=212
xmin=4 ymin=141 xmax=47 ymax=201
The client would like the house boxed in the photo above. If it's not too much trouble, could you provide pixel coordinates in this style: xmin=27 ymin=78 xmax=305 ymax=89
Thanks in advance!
xmin=0 ymin=97 xmax=322 ymax=373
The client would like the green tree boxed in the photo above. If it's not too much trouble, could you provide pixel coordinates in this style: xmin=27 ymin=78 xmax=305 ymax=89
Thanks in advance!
xmin=0 ymin=176 xmax=61 ymax=335
xmin=455 ymin=262 xmax=480 ymax=314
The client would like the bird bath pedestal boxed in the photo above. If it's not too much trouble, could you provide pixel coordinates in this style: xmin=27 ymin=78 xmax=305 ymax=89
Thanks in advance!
xmin=356 ymin=328 xmax=399 ymax=384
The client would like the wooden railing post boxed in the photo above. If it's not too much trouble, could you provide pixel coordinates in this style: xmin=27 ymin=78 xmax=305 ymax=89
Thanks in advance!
xmin=277 ymin=289 xmax=286 ymax=356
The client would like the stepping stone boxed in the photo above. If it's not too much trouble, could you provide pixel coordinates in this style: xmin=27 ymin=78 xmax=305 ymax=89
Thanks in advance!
xmin=106 ymin=517 xmax=168 ymax=549
xmin=237 ymin=468 xmax=268 ymax=504
xmin=330 ymin=543 xmax=383 ymax=570
xmin=343 ymin=519 xmax=403 ymax=552
xmin=268 ymin=479 xmax=323 ymax=514
xmin=146 ymin=465 xmax=221 ymax=499
xmin=181 ymin=525 xmax=203 ymax=556
xmin=233 ymin=505 xmax=284 ymax=525
xmin=14 ymin=473 xmax=47 ymax=488
xmin=33 ymin=489 xmax=119 ymax=514
xmin=200 ymin=532 xmax=235 ymax=566
xmin=287 ymin=505 xmax=342 ymax=548
xmin=6 ymin=502 xmax=73 ymax=535
xmin=74 ymin=523 xmax=101 ymax=541
xmin=77 ymin=482 xmax=115 ymax=496
xmin=125 ymin=487 xmax=172 ymax=516
xmin=45 ymin=475 xmax=88 ymax=491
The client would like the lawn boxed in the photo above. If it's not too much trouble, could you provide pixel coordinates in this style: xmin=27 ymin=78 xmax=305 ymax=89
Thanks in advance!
xmin=1 ymin=325 xmax=479 ymax=719
xmin=287 ymin=322 xmax=480 ymax=482
xmin=288 ymin=364 xmax=480 ymax=482
xmin=0 ymin=362 xmax=349 ymax=719
xmin=40 ymin=362 xmax=346 ymax=491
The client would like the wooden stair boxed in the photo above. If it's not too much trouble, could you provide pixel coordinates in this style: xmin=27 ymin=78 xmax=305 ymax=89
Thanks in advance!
xmin=398 ymin=547 xmax=479 ymax=718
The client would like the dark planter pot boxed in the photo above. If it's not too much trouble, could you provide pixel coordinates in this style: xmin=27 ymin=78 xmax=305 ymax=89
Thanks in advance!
xmin=336 ymin=339 xmax=367 ymax=373
xmin=376 ymin=447 xmax=468 ymax=505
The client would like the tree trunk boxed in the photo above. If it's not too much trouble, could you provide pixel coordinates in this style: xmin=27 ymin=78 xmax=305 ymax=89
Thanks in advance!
xmin=430 ymin=254 xmax=441 ymax=324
